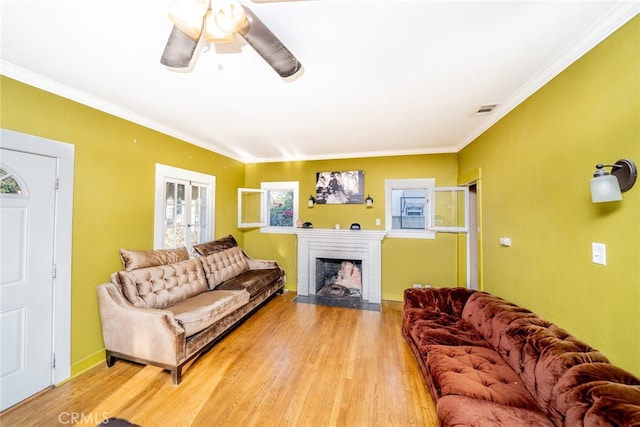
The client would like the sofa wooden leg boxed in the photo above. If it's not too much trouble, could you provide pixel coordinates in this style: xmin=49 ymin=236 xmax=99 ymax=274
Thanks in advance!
xmin=105 ymin=351 xmax=115 ymax=368
xmin=171 ymin=367 xmax=182 ymax=386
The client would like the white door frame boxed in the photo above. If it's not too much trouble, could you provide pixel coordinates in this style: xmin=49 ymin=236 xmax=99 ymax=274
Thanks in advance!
xmin=466 ymin=183 xmax=479 ymax=290
xmin=1 ymin=129 xmax=74 ymax=385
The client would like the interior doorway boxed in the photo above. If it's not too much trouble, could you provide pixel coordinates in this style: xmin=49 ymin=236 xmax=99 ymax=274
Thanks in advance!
xmin=467 ymin=183 xmax=479 ymax=290
xmin=458 ymin=167 xmax=482 ymax=292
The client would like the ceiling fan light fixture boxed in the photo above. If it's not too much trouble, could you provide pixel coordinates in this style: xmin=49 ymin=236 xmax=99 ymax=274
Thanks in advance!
xmin=213 ymin=0 xmax=248 ymax=34
xmin=168 ymin=0 xmax=210 ymax=39
xmin=161 ymin=0 xmax=302 ymax=78
xmin=205 ymin=10 xmax=234 ymax=43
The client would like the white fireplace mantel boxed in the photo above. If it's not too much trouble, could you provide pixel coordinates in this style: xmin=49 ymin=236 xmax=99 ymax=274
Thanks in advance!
xmin=294 ymin=229 xmax=386 ymax=304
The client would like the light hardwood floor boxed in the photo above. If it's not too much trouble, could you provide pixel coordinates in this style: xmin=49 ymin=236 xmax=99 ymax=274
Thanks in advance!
xmin=1 ymin=292 xmax=437 ymax=427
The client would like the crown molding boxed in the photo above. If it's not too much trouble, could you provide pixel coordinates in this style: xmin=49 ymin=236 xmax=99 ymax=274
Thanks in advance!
xmin=3 ymin=2 xmax=638 ymax=163
xmin=1 ymin=61 xmax=246 ymax=163
xmin=457 ymin=1 xmax=640 ymax=152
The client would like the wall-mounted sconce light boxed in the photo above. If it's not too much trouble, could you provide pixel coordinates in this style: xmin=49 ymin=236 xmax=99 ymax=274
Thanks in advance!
xmin=590 ymin=158 xmax=637 ymax=203
xmin=365 ymin=194 xmax=374 ymax=207
xmin=308 ymin=195 xmax=316 ymax=207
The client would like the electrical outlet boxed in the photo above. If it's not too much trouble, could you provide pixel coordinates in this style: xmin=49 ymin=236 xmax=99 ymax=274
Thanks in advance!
xmin=413 ymin=283 xmax=422 ymax=288
xmin=376 ymin=218 xmax=381 ymax=226
xmin=499 ymin=236 xmax=512 ymax=247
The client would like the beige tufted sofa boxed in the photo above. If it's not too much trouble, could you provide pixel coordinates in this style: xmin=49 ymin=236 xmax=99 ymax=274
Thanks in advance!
xmin=97 ymin=235 xmax=285 ymax=385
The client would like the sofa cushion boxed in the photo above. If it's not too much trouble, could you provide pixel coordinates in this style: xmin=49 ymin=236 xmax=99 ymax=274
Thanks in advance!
xmin=462 ymin=291 xmax=540 ymax=350
xmin=193 ymin=235 xmax=238 ymax=256
xmin=167 ymin=289 xmax=250 ymax=336
xmin=462 ymin=291 xmax=610 ymax=413
xmin=216 ymin=268 xmax=283 ymax=298
xmin=426 ymin=345 xmax=540 ymax=410
xmin=116 ymin=258 xmax=208 ymax=309
xmin=200 ymin=247 xmax=250 ymax=289
xmin=549 ymin=363 xmax=640 ymax=426
xmin=437 ymin=395 xmax=554 ymax=427
xmin=511 ymin=322 xmax=610 ymax=414
xmin=119 ymin=247 xmax=189 ymax=271
xmin=405 ymin=309 xmax=492 ymax=351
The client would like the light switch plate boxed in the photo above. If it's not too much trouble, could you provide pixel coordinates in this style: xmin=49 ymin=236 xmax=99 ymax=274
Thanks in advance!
xmin=592 ymin=242 xmax=606 ymax=265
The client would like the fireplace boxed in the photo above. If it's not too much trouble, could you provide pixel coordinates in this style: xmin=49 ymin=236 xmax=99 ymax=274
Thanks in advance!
xmin=294 ymin=229 xmax=386 ymax=304
xmin=316 ymin=258 xmax=363 ymax=299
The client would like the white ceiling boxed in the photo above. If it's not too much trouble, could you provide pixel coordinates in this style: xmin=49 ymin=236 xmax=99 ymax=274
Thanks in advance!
xmin=1 ymin=1 xmax=638 ymax=163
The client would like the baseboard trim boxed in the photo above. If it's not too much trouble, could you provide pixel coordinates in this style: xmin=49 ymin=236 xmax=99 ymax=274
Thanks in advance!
xmin=63 ymin=349 xmax=106 ymax=385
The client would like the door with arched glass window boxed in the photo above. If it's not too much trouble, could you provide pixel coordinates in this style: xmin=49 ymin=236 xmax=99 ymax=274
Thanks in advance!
xmin=0 ymin=149 xmax=57 ymax=411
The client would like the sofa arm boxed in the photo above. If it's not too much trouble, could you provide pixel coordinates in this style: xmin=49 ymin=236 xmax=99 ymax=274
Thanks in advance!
xmin=240 ymin=249 xmax=281 ymax=270
xmin=97 ymin=283 xmax=186 ymax=365
xmin=403 ymin=287 xmax=476 ymax=317
xmin=247 ymin=258 xmax=280 ymax=270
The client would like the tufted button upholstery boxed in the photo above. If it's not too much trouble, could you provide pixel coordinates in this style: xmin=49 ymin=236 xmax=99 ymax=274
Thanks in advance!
xmin=117 ymin=258 xmax=208 ymax=309
xmin=405 ymin=310 xmax=491 ymax=354
xmin=200 ymin=246 xmax=250 ymax=289
xmin=403 ymin=287 xmax=475 ymax=316
xmin=426 ymin=345 xmax=540 ymax=410
xmin=437 ymin=395 xmax=555 ymax=427
xmin=549 ymin=362 xmax=640 ymax=426
xmin=402 ymin=287 xmax=640 ymax=426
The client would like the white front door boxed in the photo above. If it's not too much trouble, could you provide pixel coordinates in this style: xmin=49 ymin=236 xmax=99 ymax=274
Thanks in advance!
xmin=0 ymin=148 xmax=57 ymax=411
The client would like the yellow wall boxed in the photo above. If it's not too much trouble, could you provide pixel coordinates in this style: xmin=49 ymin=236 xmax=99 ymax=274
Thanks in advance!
xmin=458 ymin=16 xmax=640 ymax=376
xmin=244 ymin=154 xmax=460 ymax=301
xmin=1 ymin=76 xmax=246 ymax=376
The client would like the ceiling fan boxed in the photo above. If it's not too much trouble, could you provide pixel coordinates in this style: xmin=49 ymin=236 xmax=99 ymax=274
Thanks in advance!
xmin=160 ymin=0 xmax=302 ymax=78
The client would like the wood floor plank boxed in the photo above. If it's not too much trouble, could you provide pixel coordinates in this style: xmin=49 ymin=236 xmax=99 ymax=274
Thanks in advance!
xmin=0 ymin=292 xmax=437 ymax=427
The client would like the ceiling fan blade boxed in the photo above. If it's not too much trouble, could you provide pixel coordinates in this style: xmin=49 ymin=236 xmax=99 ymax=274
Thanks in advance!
xmin=237 ymin=6 xmax=302 ymax=78
xmin=160 ymin=25 xmax=200 ymax=68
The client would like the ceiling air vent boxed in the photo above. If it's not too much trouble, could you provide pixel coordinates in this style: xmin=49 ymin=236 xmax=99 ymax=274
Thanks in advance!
xmin=475 ymin=104 xmax=499 ymax=115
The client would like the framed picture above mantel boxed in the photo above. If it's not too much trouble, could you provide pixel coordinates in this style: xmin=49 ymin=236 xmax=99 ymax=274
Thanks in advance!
xmin=315 ymin=170 xmax=365 ymax=204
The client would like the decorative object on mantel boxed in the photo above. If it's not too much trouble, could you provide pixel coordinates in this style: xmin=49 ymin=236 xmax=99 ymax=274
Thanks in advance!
xmin=350 ymin=223 xmax=361 ymax=230
xmin=315 ymin=171 xmax=365 ymax=204
xmin=302 ymin=222 xmax=313 ymax=229
xmin=365 ymin=194 xmax=374 ymax=207
xmin=307 ymin=195 xmax=316 ymax=207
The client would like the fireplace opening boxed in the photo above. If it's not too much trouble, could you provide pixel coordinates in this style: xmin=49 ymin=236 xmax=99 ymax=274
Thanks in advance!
xmin=315 ymin=258 xmax=362 ymax=299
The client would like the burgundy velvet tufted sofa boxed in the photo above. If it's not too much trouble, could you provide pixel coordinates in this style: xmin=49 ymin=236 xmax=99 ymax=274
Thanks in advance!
xmin=402 ymin=287 xmax=640 ymax=426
